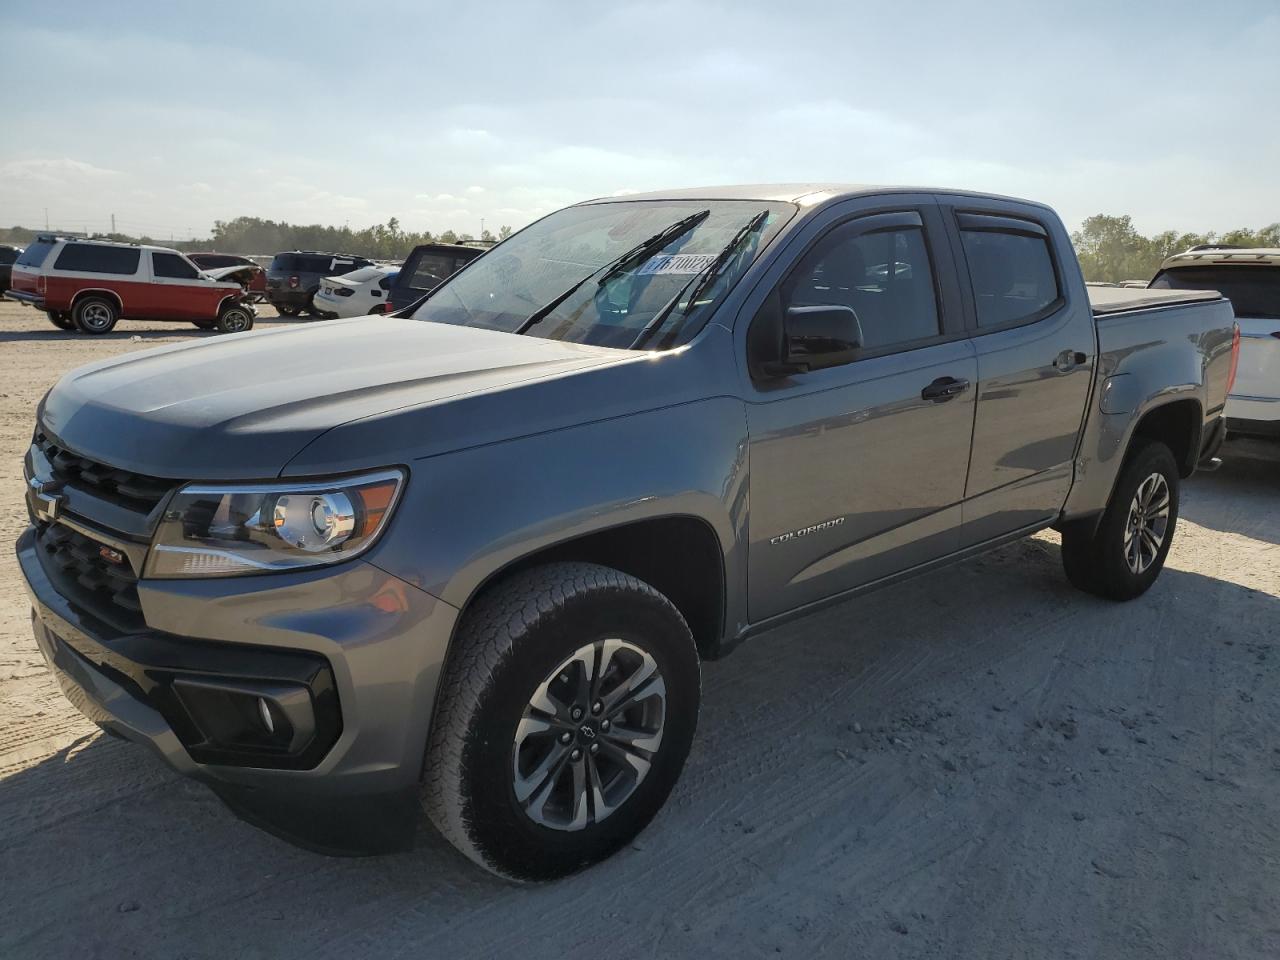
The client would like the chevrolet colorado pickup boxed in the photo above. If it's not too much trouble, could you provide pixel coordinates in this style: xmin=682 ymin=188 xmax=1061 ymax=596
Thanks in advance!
xmin=18 ymin=185 xmax=1238 ymax=881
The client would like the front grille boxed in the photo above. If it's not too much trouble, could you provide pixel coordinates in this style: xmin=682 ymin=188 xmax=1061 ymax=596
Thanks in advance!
xmin=38 ymin=524 xmax=144 ymax=630
xmin=34 ymin=432 xmax=173 ymax=510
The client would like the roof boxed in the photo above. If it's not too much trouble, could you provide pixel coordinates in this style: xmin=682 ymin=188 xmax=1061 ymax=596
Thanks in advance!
xmin=579 ymin=182 xmax=1048 ymax=209
xmin=1160 ymin=248 xmax=1280 ymax=270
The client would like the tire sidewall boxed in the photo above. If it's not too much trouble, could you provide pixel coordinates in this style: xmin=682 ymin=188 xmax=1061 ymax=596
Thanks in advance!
xmin=457 ymin=584 xmax=699 ymax=881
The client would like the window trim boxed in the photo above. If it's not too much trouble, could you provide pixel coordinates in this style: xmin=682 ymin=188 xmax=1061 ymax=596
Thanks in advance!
xmin=952 ymin=209 xmax=1066 ymax=334
xmin=766 ymin=209 xmax=955 ymax=366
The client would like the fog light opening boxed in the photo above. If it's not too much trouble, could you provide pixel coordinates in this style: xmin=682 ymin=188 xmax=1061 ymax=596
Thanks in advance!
xmin=258 ymin=697 xmax=275 ymax=734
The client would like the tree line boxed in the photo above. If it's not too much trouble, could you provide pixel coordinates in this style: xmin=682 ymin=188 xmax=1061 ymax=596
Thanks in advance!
xmin=2 ymin=213 xmax=1275 ymax=281
xmin=1071 ymin=215 xmax=1279 ymax=283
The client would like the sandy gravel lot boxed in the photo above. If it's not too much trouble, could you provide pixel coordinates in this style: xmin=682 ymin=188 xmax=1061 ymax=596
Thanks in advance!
xmin=1 ymin=300 xmax=1277 ymax=959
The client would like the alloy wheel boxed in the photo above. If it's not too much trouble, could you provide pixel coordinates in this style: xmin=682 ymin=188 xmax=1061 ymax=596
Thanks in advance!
xmin=1124 ymin=472 xmax=1171 ymax=574
xmin=512 ymin=638 xmax=666 ymax=831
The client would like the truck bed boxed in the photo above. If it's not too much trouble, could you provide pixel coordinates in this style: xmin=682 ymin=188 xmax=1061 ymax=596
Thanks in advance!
xmin=1089 ymin=286 xmax=1224 ymax=317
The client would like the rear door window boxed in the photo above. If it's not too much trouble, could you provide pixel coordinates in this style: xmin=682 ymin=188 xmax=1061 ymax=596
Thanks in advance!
xmin=0 ymin=247 xmax=18 ymax=265
xmin=53 ymin=243 xmax=141 ymax=275
xmin=152 ymin=252 xmax=201 ymax=280
xmin=957 ymin=215 xmax=1062 ymax=328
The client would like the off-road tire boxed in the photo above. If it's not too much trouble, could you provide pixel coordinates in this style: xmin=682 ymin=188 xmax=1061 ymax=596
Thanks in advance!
xmin=1061 ymin=439 xmax=1180 ymax=601
xmin=72 ymin=296 xmax=119 ymax=335
xmin=422 ymin=562 xmax=700 ymax=882
xmin=46 ymin=310 xmax=75 ymax=330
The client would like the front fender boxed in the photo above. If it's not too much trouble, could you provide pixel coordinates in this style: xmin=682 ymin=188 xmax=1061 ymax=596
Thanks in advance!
xmin=364 ymin=396 xmax=749 ymax=624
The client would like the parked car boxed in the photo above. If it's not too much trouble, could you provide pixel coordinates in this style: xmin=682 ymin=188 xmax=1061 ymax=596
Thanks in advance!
xmin=4 ymin=235 xmax=256 ymax=333
xmin=387 ymin=242 xmax=485 ymax=311
xmin=311 ymin=265 xmax=399 ymax=319
xmin=188 ymin=252 xmax=268 ymax=300
xmin=265 ymin=251 xmax=373 ymax=316
xmin=19 ymin=184 xmax=1237 ymax=881
xmin=1149 ymin=247 xmax=1278 ymax=436
xmin=0 ymin=243 xmax=21 ymax=292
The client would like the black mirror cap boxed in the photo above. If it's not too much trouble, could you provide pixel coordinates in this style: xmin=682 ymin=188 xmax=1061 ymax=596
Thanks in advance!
xmin=777 ymin=304 xmax=863 ymax=373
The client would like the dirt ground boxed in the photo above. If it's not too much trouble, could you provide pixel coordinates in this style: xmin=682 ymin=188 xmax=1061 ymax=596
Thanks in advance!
xmin=0 ymin=299 xmax=1277 ymax=960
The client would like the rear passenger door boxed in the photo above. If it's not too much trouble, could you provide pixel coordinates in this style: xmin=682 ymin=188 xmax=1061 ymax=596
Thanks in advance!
xmin=744 ymin=201 xmax=978 ymax=622
xmin=943 ymin=204 xmax=1096 ymax=545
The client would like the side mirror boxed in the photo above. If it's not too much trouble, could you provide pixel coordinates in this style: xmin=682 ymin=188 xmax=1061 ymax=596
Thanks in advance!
xmin=774 ymin=304 xmax=863 ymax=374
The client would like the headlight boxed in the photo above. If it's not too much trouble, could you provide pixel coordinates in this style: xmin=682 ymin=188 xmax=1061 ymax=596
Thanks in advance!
xmin=146 ymin=468 xmax=405 ymax=578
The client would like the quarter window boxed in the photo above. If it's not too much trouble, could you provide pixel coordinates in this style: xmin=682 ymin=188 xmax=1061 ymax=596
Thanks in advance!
xmin=53 ymin=243 xmax=141 ymax=275
xmin=152 ymin=252 xmax=201 ymax=280
xmin=783 ymin=223 xmax=941 ymax=351
xmin=959 ymin=225 xmax=1060 ymax=327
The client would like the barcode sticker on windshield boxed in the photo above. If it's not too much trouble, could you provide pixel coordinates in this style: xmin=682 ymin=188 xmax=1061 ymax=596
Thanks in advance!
xmin=637 ymin=253 xmax=717 ymax=276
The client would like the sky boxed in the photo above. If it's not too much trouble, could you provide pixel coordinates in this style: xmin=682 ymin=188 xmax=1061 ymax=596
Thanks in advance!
xmin=1 ymin=0 xmax=1277 ymax=242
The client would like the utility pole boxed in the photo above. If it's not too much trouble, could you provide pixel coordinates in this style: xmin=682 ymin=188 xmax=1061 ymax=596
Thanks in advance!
xmin=111 ymin=213 xmax=116 ymax=234
xmin=480 ymin=217 xmax=485 ymax=238
xmin=44 ymin=207 xmax=49 ymax=230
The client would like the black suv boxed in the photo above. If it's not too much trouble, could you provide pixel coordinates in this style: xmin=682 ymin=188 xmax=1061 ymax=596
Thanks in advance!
xmin=0 ymin=243 xmax=21 ymax=292
xmin=387 ymin=243 xmax=487 ymax=311
xmin=266 ymin=251 xmax=373 ymax=316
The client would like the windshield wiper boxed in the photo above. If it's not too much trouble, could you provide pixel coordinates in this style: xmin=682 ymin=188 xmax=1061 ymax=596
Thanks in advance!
xmin=512 ymin=209 xmax=710 ymax=336
xmin=628 ymin=209 xmax=770 ymax=350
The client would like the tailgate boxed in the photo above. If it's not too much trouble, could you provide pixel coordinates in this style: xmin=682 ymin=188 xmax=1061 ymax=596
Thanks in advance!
xmin=1233 ymin=317 xmax=1280 ymax=399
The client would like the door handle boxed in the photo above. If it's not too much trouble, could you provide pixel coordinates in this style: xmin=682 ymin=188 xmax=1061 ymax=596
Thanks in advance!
xmin=921 ymin=376 xmax=970 ymax=402
xmin=1053 ymin=349 xmax=1088 ymax=372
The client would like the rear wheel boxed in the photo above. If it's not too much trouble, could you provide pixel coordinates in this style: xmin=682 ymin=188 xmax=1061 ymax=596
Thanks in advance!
xmin=215 ymin=304 xmax=254 ymax=334
xmin=423 ymin=562 xmax=700 ymax=881
xmin=72 ymin=296 xmax=119 ymax=335
xmin=275 ymin=303 xmax=302 ymax=317
xmin=46 ymin=310 xmax=75 ymax=330
xmin=1061 ymin=439 xmax=1180 ymax=601
xmin=191 ymin=319 xmax=217 ymax=330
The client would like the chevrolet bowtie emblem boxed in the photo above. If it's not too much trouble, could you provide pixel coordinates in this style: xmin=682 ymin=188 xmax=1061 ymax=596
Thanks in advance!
xmin=27 ymin=476 xmax=66 ymax=522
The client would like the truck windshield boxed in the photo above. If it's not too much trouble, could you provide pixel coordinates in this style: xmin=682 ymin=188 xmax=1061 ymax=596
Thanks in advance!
xmin=1150 ymin=265 xmax=1280 ymax=319
xmin=411 ymin=199 xmax=794 ymax=349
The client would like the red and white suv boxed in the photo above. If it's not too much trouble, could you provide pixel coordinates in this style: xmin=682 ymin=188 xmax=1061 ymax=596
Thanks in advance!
xmin=4 ymin=235 xmax=257 ymax=334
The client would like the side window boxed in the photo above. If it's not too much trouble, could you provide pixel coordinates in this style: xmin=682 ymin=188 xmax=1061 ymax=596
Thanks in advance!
xmin=782 ymin=223 xmax=941 ymax=351
xmin=958 ymin=221 xmax=1061 ymax=327
xmin=152 ymin=252 xmax=200 ymax=280
xmin=53 ymin=243 xmax=141 ymax=275
xmin=330 ymin=258 xmax=355 ymax=274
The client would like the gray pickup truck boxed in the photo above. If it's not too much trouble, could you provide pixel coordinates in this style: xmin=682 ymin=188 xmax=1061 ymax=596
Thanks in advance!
xmin=18 ymin=184 xmax=1238 ymax=880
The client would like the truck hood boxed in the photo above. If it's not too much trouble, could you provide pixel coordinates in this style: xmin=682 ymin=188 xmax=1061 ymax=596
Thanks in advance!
xmin=39 ymin=317 xmax=627 ymax=479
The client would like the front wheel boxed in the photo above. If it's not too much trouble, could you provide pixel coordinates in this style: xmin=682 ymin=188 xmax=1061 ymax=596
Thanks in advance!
xmin=46 ymin=310 xmax=75 ymax=330
xmin=423 ymin=562 xmax=700 ymax=881
xmin=215 ymin=304 xmax=254 ymax=334
xmin=72 ymin=296 xmax=119 ymax=334
xmin=191 ymin=319 xmax=217 ymax=330
xmin=1061 ymin=439 xmax=1180 ymax=601
xmin=274 ymin=302 xmax=302 ymax=317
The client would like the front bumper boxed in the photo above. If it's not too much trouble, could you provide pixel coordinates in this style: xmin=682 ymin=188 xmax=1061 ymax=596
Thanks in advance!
xmin=17 ymin=524 xmax=459 ymax=855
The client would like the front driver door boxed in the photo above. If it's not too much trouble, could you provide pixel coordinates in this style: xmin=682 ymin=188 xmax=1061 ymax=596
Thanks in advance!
xmin=745 ymin=204 xmax=978 ymax=623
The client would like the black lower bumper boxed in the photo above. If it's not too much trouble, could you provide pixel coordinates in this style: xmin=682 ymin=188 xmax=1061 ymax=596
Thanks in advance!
xmin=18 ymin=526 xmax=421 ymax=855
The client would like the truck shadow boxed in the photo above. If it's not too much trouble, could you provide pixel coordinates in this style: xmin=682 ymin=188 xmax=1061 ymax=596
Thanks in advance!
xmin=2 ymin=537 xmax=1276 ymax=959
